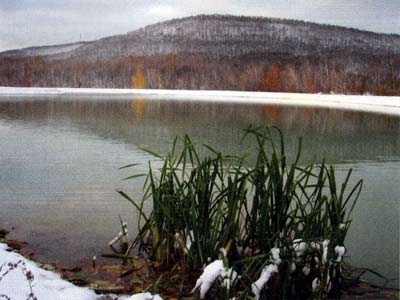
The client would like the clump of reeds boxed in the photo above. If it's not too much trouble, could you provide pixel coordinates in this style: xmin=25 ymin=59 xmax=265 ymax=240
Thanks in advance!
xmin=119 ymin=125 xmax=363 ymax=300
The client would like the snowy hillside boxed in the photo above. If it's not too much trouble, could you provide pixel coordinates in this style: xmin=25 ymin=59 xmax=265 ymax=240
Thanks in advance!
xmin=2 ymin=15 xmax=399 ymax=61
xmin=58 ymin=15 xmax=400 ymax=60
xmin=1 ymin=42 xmax=88 ymax=58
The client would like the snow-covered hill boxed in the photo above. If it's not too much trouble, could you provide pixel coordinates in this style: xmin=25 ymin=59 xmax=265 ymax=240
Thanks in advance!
xmin=1 ymin=15 xmax=399 ymax=61
xmin=0 ymin=42 xmax=89 ymax=58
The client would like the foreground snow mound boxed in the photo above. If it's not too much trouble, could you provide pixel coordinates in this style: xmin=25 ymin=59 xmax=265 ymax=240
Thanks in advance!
xmin=0 ymin=243 xmax=163 ymax=300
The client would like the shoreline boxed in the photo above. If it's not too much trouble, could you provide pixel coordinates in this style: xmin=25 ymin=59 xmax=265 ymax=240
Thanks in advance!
xmin=0 ymin=228 xmax=197 ymax=298
xmin=0 ymin=231 xmax=168 ymax=299
xmin=1 ymin=233 xmax=398 ymax=300
xmin=1 ymin=87 xmax=400 ymax=116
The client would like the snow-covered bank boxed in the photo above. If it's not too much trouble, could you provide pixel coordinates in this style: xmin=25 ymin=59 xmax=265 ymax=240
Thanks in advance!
xmin=0 ymin=87 xmax=399 ymax=116
xmin=0 ymin=243 xmax=161 ymax=300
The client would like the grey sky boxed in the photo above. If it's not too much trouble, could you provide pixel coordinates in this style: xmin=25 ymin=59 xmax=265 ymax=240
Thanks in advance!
xmin=0 ymin=0 xmax=399 ymax=52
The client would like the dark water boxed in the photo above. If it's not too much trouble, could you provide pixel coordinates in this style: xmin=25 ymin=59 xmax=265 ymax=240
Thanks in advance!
xmin=0 ymin=97 xmax=398 ymax=287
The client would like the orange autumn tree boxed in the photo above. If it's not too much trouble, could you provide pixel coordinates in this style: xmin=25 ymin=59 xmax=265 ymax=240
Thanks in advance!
xmin=131 ymin=64 xmax=146 ymax=89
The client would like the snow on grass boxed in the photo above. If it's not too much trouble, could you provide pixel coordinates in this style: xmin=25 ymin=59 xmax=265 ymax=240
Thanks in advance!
xmin=293 ymin=239 xmax=307 ymax=257
xmin=322 ymin=240 xmax=330 ymax=264
xmin=222 ymin=267 xmax=238 ymax=291
xmin=0 ymin=87 xmax=399 ymax=116
xmin=122 ymin=293 xmax=163 ymax=300
xmin=334 ymin=246 xmax=346 ymax=263
xmin=270 ymin=247 xmax=281 ymax=265
xmin=312 ymin=278 xmax=319 ymax=291
xmin=191 ymin=248 xmax=239 ymax=299
xmin=251 ymin=264 xmax=278 ymax=300
xmin=0 ymin=243 xmax=162 ymax=300
xmin=191 ymin=259 xmax=224 ymax=299
xmin=250 ymin=247 xmax=284 ymax=300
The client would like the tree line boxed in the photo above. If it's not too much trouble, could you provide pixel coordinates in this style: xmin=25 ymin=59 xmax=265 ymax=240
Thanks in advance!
xmin=0 ymin=52 xmax=399 ymax=95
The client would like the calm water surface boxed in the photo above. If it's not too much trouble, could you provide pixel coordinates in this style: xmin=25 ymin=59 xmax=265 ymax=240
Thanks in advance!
xmin=0 ymin=96 xmax=398 ymax=287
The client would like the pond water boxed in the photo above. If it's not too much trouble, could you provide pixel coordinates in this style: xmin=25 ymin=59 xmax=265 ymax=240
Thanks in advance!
xmin=0 ymin=96 xmax=398 ymax=288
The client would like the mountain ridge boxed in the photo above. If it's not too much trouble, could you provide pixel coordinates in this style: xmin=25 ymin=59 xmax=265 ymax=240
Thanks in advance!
xmin=2 ymin=14 xmax=400 ymax=60
xmin=130 ymin=14 xmax=400 ymax=38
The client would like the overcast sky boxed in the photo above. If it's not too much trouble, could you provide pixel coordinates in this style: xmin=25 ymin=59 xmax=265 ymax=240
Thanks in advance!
xmin=1 ymin=0 xmax=399 ymax=52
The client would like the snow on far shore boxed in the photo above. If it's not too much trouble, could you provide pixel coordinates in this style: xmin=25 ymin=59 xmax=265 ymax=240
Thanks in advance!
xmin=0 ymin=87 xmax=399 ymax=116
xmin=0 ymin=243 xmax=161 ymax=300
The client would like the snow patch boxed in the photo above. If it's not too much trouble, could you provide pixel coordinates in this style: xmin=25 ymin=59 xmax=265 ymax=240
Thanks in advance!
xmin=222 ymin=268 xmax=238 ymax=290
xmin=122 ymin=293 xmax=163 ymax=300
xmin=191 ymin=260 xmax=224 ymax=299
xmin=251 ymin=264 xmax=278 ymax=300
xmin=290 ymin=262 xmax=296 ymax=273
xmin=312 ymin=278 xmax=319 ymax=291
xmin=302 ymin=265 xmax=311 ymax=276
xmin=322 ymin=240 xmax=329 ymax=264
xmin=293 ymin=239 xmax=307 ymax=257
xmin=270 ymin=248 xmax=281 ymax=265
xmin=334 ymin=246 xmax=346 ymax=263
xmin=191 ymin=256 xmax=239 ymax=299
xmin=0 ymin=243 xmax=162 ymax=300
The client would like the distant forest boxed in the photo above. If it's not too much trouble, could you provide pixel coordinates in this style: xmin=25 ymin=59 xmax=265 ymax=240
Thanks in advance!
xmin=1 ymin=15 xmax=399 ymax=95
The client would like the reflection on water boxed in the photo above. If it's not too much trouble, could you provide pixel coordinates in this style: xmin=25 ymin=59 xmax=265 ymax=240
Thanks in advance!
xmin=0 ymin=97 xmax=398 ymax=287
xmin=131 ymin=99 xmax=145 ymax=122
xmin=1 ymin=98 xmax=398 ymax=163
